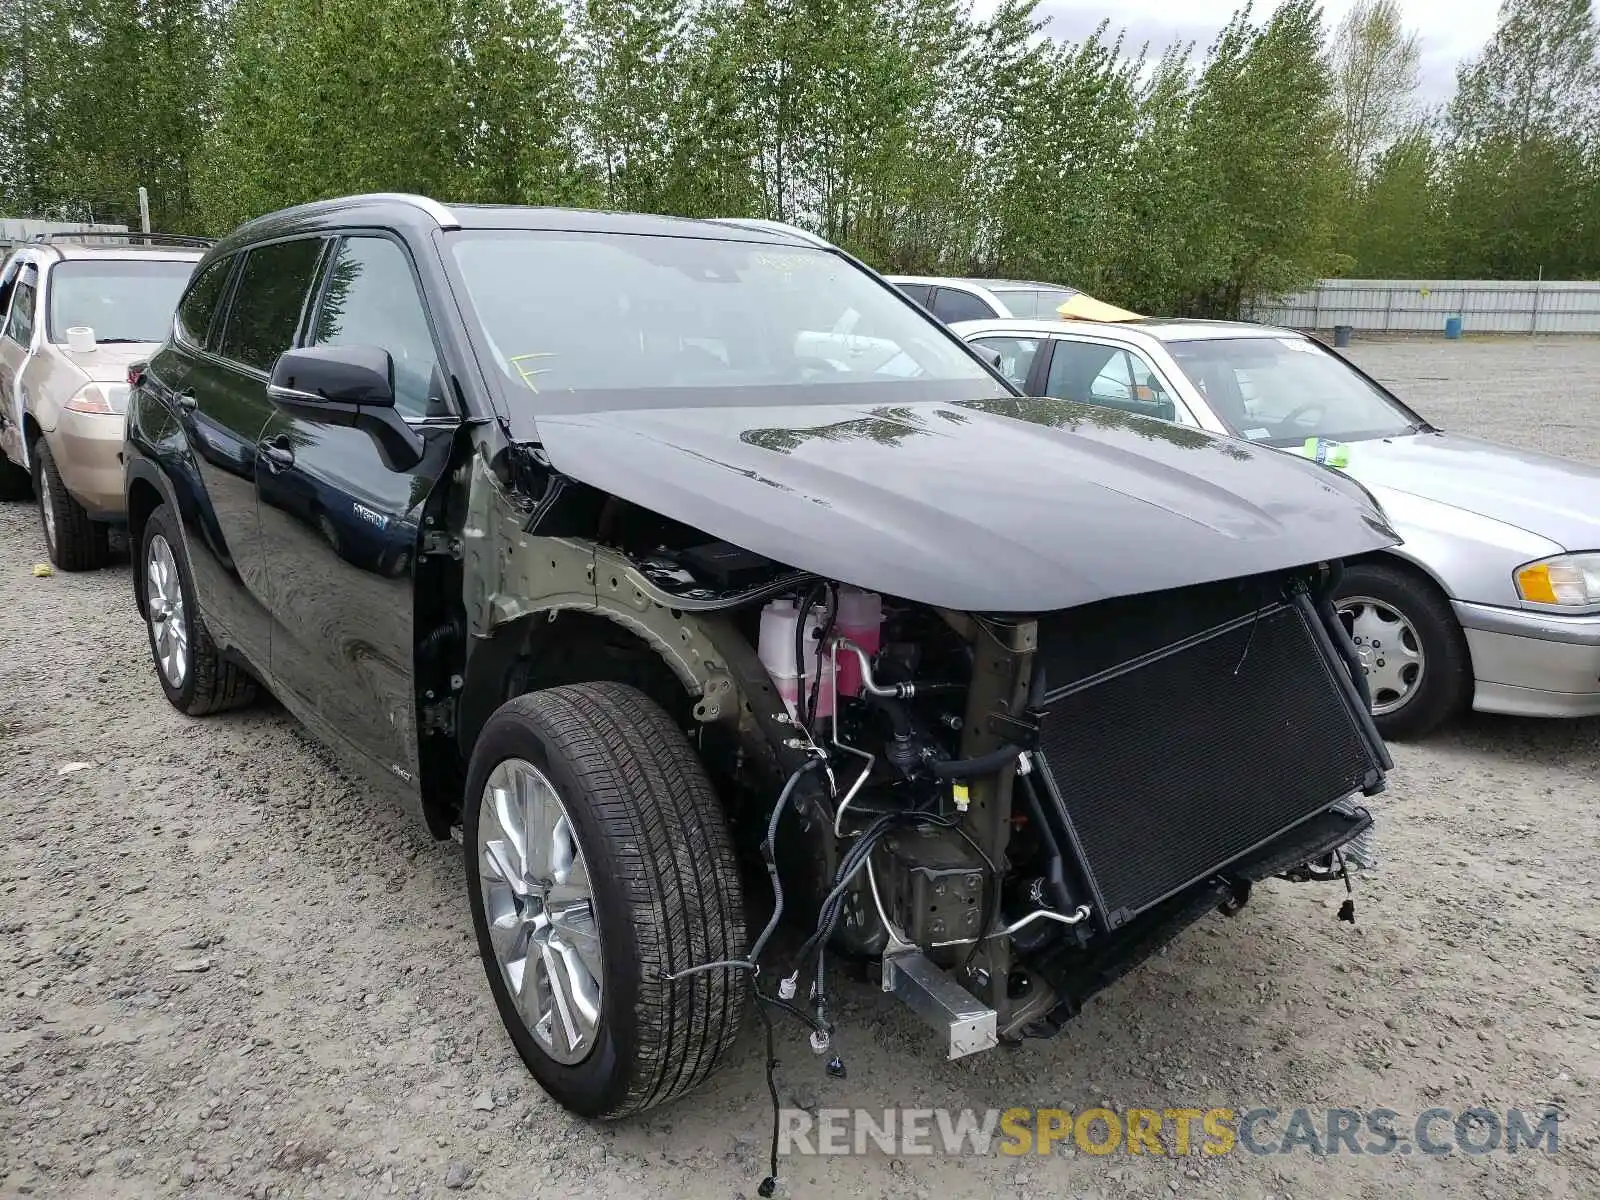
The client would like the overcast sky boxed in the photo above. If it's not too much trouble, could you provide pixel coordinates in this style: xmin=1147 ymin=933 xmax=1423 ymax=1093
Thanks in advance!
xmin=973 ymin=0 xmax=1505 ymax=104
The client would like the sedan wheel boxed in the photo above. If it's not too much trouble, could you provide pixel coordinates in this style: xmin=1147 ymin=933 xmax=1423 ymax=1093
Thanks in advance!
xmin=1337 ymin=595 xmax=1423 ymax=715
xmin=1334 ymin=560 xmax=1471 ymax=740
xmin=476 ymin=758 xmax=604 ymax=1065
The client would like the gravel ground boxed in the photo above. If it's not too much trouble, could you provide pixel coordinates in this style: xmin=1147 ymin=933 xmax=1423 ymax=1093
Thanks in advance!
xmin=3 ymin=336 xmax=1600 ymax=1200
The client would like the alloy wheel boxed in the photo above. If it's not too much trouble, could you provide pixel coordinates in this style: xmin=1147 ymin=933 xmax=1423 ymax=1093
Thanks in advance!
xmin=476 ymin=758 xmax=603 ymax=1065
xmin=145 ymin=534 xmax=189 ymax=688
xmin=1337 ymin=595 xmax=1424 ymax=716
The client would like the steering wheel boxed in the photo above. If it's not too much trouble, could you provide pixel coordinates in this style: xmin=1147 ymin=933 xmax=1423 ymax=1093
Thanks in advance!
xmin=1281 ymin=402 xmax=1326 ymax=427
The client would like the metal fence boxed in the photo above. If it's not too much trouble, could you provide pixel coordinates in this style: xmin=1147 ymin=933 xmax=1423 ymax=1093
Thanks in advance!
xmin=1250 ymin=278 xmax=1600 ymax=335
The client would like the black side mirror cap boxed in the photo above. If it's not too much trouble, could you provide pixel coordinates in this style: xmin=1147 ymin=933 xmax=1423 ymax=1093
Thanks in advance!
xmin=268 ymin=345 xmax=396 ymax=410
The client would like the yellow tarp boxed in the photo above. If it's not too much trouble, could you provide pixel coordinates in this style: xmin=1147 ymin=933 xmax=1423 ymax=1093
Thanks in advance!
xmin=1056 ymin=293 xmax=1143 ymax=322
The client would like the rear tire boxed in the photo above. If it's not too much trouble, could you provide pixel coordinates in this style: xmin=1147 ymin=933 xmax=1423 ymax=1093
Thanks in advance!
xmin=139 ymin=502 xmax=256 ymax=716
xmin=464 ymin=682 xmax=748 ymax=1119
xmin=34 ymin=439 xmax=109 ymax=570
xmin=1336 ymin=560 xmax=1470 ymax=740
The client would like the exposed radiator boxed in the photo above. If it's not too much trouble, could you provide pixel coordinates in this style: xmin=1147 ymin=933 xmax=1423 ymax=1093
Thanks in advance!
xmin=1032 ymin=573 xmax=1385 ymax=930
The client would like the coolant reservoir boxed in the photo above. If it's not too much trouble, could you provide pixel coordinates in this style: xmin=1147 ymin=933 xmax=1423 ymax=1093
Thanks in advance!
xmin=758 ymin=598 xmax=834 ymax=722
xmin=834 ymin=587 xmax=883 ymax=696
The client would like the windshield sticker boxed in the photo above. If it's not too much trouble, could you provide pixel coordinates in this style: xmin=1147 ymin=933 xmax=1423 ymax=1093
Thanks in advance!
xmin=1242 ymin=427 xmax=1271 ymax=440
xmin=1299 ymin=436 xmax=1350 ymax=468
xmin=507 ymin=351 xmax=555 ymax=393
xmin=1278 ymin=337 xmax=1321 ymax=354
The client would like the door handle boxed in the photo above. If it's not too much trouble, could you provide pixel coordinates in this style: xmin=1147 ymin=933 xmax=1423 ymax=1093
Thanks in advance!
xmin=174 ymin=389 xmax=197 ymax=410
xmin=260 ymin=437 xmax=295 ymax=472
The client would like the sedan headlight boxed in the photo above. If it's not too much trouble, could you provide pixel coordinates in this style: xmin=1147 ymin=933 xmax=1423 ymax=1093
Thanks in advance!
xmin=63 ymin=382 xmax=131 ymax=415
xmin=1514 ymin=552 xmax=1600 ymax=606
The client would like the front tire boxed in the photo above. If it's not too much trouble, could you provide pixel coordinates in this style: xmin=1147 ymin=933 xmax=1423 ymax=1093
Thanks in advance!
xmin=139 ymin=502 xmax=257 ymax=715
xmin=464 ymin=683 xmax=748 ymax=1119
xmin=1336 ymin=560 xmax=1470 ymax=740
xmin=34 ymin=439 xmax=109 ymax=570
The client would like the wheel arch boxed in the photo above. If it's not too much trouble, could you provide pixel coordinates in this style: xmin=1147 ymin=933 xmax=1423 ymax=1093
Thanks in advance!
xmin=1338 ymin=546 xmax=1472 ymax=652
xmin=124 ymin=461 xmax=180 ymax=617
xmin=461 ymin=608 xmax=702 ymax=755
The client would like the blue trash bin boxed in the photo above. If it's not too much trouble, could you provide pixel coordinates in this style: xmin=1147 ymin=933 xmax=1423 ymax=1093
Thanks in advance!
xmin=1444 ymin=315 xmax=1463 ymax=339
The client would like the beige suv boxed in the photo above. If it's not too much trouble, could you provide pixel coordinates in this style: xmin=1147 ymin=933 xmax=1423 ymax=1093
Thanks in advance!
xmin=0 ymin=236 xmax=204 ymax=568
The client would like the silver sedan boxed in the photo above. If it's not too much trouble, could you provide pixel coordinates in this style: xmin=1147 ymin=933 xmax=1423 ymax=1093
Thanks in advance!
xmin=952 ymin=315 xmax=1600 ymax=738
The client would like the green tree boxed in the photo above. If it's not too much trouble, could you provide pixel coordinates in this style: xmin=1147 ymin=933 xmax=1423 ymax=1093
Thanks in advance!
xmin=0 ymin=0 xmax=212 ymax=229
xmin=1329 ymin=0 xmax=1422 ymax=178
xmin=1344 ymin=127 xmax=1447 ymax=275
xmin=1182 ymin=1 xmax=1347 ymax=314
xmin=1441 ymin=0 xmax=1600 ymax=276
xmin=987 ymin=24 xmax=1143 ymax=295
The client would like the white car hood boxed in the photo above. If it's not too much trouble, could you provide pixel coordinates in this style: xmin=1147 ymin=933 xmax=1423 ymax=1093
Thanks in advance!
xmin=1344 ymin=431 xmax=1600 ymax=552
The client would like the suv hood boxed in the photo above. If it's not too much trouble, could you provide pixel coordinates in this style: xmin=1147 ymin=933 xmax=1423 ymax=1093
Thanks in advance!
xmin=534 ymin=395 xmax=1398 ymax=612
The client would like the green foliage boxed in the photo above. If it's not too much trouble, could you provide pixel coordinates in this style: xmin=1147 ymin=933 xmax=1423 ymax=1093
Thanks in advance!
xmin=3 ymin=0 xmax=1598 ymax=312
xmin=1344 ymin=128 xmax=1448 ymax=275
xmin=1438 ymin=0 xmax=1600 ymax=278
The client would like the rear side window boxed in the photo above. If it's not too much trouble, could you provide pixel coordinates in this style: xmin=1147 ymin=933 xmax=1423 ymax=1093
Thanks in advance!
xmin=217 ymin=239 xmax=325 ymax=371
xmin=175 ymin=256 xmax=234 ymax=349
xmin=930 ymin=286 xmax=996 ymax=323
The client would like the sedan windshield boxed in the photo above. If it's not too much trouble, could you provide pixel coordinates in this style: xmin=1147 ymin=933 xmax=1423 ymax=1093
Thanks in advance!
xmin=448 ymin=230 xmax=997 ymax=417
xmin=47 ymin=259 xmax=195 ymax=344
xmin=1166 ymin=336 xmax=1420 ymax=445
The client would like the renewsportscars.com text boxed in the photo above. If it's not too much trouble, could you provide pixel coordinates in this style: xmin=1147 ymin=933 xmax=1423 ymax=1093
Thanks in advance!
xmin=778 ymin=1106 xmax=1561 ymax=1158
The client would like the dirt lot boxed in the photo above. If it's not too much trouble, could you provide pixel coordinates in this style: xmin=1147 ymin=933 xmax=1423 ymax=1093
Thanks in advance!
xmin=3 ymin=337 xmax=1600 ymax=1200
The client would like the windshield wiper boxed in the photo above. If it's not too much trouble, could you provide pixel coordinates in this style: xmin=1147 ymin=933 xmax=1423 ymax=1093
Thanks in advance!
xmin=90 ymin=337 xmax=147 ymax=344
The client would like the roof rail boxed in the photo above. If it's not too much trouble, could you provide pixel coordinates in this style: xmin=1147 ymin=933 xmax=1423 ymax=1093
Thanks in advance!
xmin=30 ymin=231 xmax=214 ymax=249
xmin=710 ymin=217 xmax=832 ymax=248
xmin=336 ymin=193 xmax=461 ymax=230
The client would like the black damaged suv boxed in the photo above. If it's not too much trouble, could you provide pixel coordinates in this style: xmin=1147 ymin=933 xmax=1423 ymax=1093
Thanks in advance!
xmin=125 ymin=194 xmax=1393 ymax=1121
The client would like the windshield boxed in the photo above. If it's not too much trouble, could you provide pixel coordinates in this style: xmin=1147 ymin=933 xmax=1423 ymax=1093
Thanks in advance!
xmin=991 ymin=287 xmax=1081 ymax=319
xmin=1166 ymin=336 xmax=1419 ymax=445
xmin=47 ymin=259 xmax=195 ymax=344
xmin=448 ymin=230 xmax=997 ymax=418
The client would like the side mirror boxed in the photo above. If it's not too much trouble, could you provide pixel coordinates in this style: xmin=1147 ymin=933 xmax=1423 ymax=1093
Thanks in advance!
xmin=269 ymin=345 xmax=395 ymax=409
xmin=267 ymin=345 xmax=422 ymax=472
xmin=976 ymin=346 xmax=1003 ymax=371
